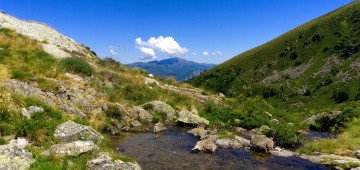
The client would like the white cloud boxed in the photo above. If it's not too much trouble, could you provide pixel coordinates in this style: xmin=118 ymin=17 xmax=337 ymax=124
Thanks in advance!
xmin=202 ymin=51 xmax=209 ymax=56
xmin=137 ymin=47 xmax=156 ymax=57
xmin=217 ymin=50 xmax=223 ymax=56
xmin=192 ymin=52 xmax=197 ymax=55
xmin=108 ymin=45 xmax=119 ymax=56
xmin=135 ymin=36 xmax=188 ymax=56
xmin=137 ymin=55 xmax=157 ymax=60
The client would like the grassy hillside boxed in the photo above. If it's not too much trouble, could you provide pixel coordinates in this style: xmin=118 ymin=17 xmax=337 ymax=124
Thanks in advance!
xmin=188 ymin=1 xmax=360 ymax=113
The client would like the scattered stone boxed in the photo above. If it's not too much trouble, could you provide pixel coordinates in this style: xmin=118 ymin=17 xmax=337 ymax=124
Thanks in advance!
xmin=270 ymin=147 xmax=295 ymax=157
xmin=242 ymin=129 xmax=262 ymax=140
xmin=192 ymin=139 xmax=217 ymax=153
xmin=250 ymin=134 xmax=274 ymax=152
xmin=270 ymin=119 xmax=279 ymax=124
xmin=177 ymin=109 xmax=209 ymax=126
xmin=215 ymin=136 xmax=250 ymax=149
xmin=21 ymin=106 xmax=44 ymax=119
xmin=44 ymin=140 xmax=97 ymax=157
xmin=147 ymin=74 xmax=154 ymax=78
xmin=354 ymin=150 xmax=360 ymax=159
xmin=58 ymin=86 xmax=67 ymax=93
xmin=130 ymin=120 xmax=142 ymax=127
xmin=87 ymin=152 xmax=141 ymax=170
xmin=219 ymin=93 xmax=226 ymax=98
xmin=154 ymin=123 xmax=167 ymax=133
xmin=54 ymin=120 xmax=104 ymax=143
xmin=188 ymin=127 xmax=208 ymax=139
xmin=300 ymin=153 xmax=360 ymax=169
xmin=0 ymin=141 xmax=33 ymax=170
xmin=9 ymin=138 xmax=29 ymax=148
xmin=234 ymin=127 xmax=248 ymax=135
xmin=143 ymin=101 xmax=177 ymax=122
xmin=234 ymin=119 xmax=241 ymax=124
xmin=304 ymin=111 xmax=342 ymax=125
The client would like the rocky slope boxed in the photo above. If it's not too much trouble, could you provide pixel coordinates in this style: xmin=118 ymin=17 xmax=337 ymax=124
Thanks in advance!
xmin=0 ymin=12 xmax=95 ymax=59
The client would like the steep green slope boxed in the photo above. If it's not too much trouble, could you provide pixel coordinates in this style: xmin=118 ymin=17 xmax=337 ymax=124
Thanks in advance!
xmin=188 ymin=1 xmax=360 ymax=112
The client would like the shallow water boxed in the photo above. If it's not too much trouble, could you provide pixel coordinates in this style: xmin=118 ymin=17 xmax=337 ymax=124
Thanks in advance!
xmin=115 ymin=127 xmax=327 ymax=170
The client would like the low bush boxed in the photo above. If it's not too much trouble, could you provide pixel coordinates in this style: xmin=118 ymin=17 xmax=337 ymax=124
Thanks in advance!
xmin=60 ymin=57 xmax=94 ymax=76
xmin=333 ymin=87 xmax=350 ymax=103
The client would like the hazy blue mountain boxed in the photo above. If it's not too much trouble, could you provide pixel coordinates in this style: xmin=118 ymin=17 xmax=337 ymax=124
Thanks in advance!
xmin=126 ymin=57 xmax=216 ymax=81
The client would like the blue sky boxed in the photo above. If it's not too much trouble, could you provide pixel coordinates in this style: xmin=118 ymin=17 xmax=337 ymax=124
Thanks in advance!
xmin=0 ymin=0 xmax=354 ymax=64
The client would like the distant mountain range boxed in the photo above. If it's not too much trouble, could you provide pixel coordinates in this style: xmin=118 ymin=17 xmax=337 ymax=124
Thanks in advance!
xmin=126 ymin=57 xmax=216 ymax=81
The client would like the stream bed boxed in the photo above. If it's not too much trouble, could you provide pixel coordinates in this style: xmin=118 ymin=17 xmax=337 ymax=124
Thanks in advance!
xmin=114 ymin=127 xmax=327 ymax=170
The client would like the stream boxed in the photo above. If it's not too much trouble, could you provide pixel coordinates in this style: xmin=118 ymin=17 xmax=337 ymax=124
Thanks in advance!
xmin=113 ymin=126 xmax=328 ymax=170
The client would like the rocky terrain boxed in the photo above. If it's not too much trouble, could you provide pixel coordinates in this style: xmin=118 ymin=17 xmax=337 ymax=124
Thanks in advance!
xmin=0 ymin=5 xmax=360 ymax=170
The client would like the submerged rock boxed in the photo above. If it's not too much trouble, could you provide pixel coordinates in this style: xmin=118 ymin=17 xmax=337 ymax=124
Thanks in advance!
xmin=177 ymin=109 xmax=209 ymax=126
xmin=0 ymin=140 xmax=33 ymax=170
xmin=142 ymin=101 xmax=177 ymax=122
xmin=270 ymin=147 xmax=295 ymax=157
xmin=87 ymin=152 xmax=141 ymax=170
xmin=54 ymin=120 xmax=104 ymax=143
xmin=44 ymin=140 xmax=97 ymax=157
xmin=188 ymin=127 xmax=208 ymax=139
xmin=192 ymin=139 xmax=217 ymax=153
xmin=250 ymin=134 xmax=274 ymax=152
xmin=154 ymin=123 xmax=167 ymax=133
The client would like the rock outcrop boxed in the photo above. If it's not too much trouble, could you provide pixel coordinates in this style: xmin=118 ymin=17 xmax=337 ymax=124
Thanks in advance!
xmin=192 ymin=139 xmax=217 ymax=153
xmin=215 ymin=136 xmax=250 ymax=149
xmin=21 ymin=106 xmax=44 ymax=119
xmin=250 ymin=134 xmax=274 ymax=152
xmin=54 ymin=120 xmax=104 ymax=143
xmin=300 ymin=153 xmax=360 ymax=169
xmin=0 ymin=138 xmax=33 ymax=170
xmin=44 ymin=140 xmax=97 ymax=157
xmin=142 ymin=101 xmax=177 ymax=122
xmin=87 ymin=152 xmax=141 ymax=170
xmin=0 ymin=12 xmax=93 ymax=58
xmin=177 ymin=109 xmax=209 ymax=126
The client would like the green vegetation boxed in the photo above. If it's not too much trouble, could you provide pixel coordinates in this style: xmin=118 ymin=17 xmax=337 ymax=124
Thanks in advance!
xmin=60 ymin=57 xmax=94 ymax=77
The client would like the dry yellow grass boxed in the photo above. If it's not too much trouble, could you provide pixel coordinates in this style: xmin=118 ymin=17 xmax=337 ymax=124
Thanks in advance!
xmin=0 ymin=65 xmax=9 ymax=83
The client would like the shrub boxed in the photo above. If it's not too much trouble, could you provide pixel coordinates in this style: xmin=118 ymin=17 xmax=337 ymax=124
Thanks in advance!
xmin=332 ymin=87 xmax=349 ymax=103
xmin=60 ymin=57 xmax=94 ymax=76
xmin=11 ymin=70 xmax=32 ymax=80
xmin=152 ymin=112 xmax=167 ymax=123
xmin=273 ymin=124 xmax=300 ymax=147
xmin=105 ymin=105 xmax=124 ymax=120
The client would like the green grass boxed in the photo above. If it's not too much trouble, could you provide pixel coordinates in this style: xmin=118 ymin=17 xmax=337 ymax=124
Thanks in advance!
xmin=60 ymin=57 xmax=94 ymax=77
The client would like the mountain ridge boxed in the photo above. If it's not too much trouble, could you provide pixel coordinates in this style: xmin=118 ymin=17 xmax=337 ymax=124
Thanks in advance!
xmin=126 ymin=57 xmax=216 ymax=81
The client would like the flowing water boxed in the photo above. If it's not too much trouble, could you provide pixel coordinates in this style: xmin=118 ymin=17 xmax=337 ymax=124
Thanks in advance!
xmin=114 ymin=126 xmax=327 ymax=170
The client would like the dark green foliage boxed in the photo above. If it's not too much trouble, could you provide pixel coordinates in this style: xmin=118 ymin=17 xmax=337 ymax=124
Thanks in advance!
xmin=60 ymin=57 xmax=94 ymax=76
xmin=73 ymin=117 xmax=89 ymax=126
xmin=273 ymin=124 xmax=300 ymax=147
xmin=333 ymin=87 xmax=350 ymax=103
xmin=153 ymin=112 xmax=167 ymax=123
xmin=105 ymin=104 xmax=124 ymax=120
xmin=11 ymin=70 xmax=32 ymax=80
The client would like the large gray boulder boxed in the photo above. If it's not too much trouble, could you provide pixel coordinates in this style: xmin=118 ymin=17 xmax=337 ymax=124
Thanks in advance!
xmin=142 ymin=101 xmax=177 ymax=122
xmin=250 ymin=134 xmax=274 ymax=152
xmin=215 ymin=136 xmax=250 ymax=149
xmin=192 ymin=139 xmax=217 ymax=153
xmin=87 ymin=152 xmax=141 ymax=170
xmin=54 ymin=120 xmax=104 ymax=143
xmin=177 ymin=109 xmax=209 ymax=126
xmin=44 ymin=140 xmax=97 ymax=157
xmin=0 ymin=139 xmax=33 ymax=170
